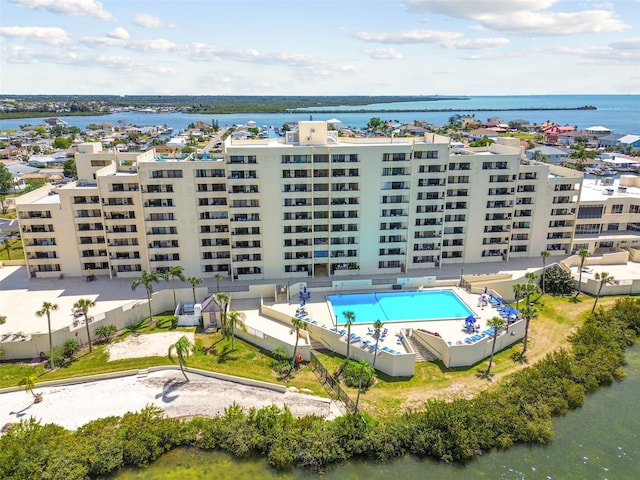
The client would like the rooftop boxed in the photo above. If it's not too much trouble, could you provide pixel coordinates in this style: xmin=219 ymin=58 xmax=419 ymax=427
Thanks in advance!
xmin=579 ymin=178 xmax=640 ymax=201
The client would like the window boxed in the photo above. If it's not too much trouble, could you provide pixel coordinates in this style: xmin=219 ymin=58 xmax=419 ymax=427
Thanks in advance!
xmin=575 ymin=224 xmax=601 ymax=235
xmin=610 ymin=204 xmax=624 ymax=214
xmin=578 ymin=205 xmax=604 ymax=219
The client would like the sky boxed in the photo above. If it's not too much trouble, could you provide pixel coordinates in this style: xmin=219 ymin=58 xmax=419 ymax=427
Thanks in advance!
xmin=0 ymin=0 xmax=639 ymax=96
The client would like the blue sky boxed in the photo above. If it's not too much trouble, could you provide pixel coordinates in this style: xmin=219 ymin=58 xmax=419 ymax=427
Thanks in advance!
xmin=1 ymin=0 xmax=638 ymax=95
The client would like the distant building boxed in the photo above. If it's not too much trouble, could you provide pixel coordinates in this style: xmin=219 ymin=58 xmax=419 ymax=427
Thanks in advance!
xmin=43 ymin=117 xmax=68 ymax=127
xmin=619 ymin=135 xmax=640 ymax=151
xmin=525 ymin=146 xmax=569 ymax=164
xmin=27 ymin=155 xmax=62 ymax=168
xmin=584 ymin=126 xmax=612 ymax=136
xmin=598 ymin=134 xmax=625 ymax=149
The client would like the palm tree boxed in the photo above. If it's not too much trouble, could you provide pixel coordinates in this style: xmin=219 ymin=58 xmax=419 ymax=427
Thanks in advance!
xmin=226 ymin=309 xmax=246 ymax=350
xmin=592 ymin=272 xmax=614 ymax=313
xmin=35 ymin=301 xmax=58 ymax=370
xmin=486 ymin=316 xmax=506 ymax=375
xmin=520 ymin=305 xmax=539 ymax=353
xmin=289 ymin=316 xmax=307 ymax=376
xmin=343 ymin=311 xmax=355 ymax=362
xmin=187 ymin=276 xmax=203 ymax=304
xmin=371 ymin=319 xmax=384 ymax=370
xmin=73 ymin=298 xmax=96 ymax=352
xmin=213 ymin=292 xmax=230 ymax=335
xmin=540 ymin=250 xmax=550 ymax=295
xmin=3 ymin=238 xmax=11 ymax=260
xmin=213 ymin=273 xmax=224 ymax=293
xmin=19 ymin=374 xmax=42 ymax=403
xmin=131 ymin=270 xmax=161 ymax=323
xmin=525 ymin=271 xmax=537 ymax=285
xmin=168 ymin=335 xmax=193 ymax=381
xmin=575 ymin=249 xmax=590 ymax=298
xmin=165 ymin=265 xmax=186 ymax=310
xmin=512 ymin=283 xmax=524 ymax=309
xmin=522 ymin=282 xmax=540 ymax=307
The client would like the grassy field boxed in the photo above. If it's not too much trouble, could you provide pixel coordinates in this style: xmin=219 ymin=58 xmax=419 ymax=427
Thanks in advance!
xmin=0 ymin=293 xmax=625 ymax=416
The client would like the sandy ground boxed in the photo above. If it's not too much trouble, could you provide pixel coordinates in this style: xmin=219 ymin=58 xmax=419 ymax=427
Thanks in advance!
xmin=0 ymin=370 xmax=338 ymax=432
xmin=106 ymin=331 xmax=195 ymax=361
xmin=1 ymin=331 xmax=340 ymax=432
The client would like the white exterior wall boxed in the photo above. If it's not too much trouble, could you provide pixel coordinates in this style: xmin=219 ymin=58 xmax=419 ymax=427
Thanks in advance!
xmin=14 ymin=131 xmax=640 ymax=282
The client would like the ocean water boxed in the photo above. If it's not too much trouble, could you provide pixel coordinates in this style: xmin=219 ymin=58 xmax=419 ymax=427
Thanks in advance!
xmin=1 ymin=95 xmax=638 ymax=134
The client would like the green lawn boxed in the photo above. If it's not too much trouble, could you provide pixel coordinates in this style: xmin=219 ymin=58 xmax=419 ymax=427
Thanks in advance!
xmin=0 ymin=236 xmax=24 ymax=261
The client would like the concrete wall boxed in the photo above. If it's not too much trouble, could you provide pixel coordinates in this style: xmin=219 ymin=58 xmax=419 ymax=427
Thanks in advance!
xmin=412 ymin=319 xmax=525 ymax=368
xmin=234 ymin=323 xmax=311 ymax=361
xmin=0 ymin=288 xmax=182 ymax=360
xmin=308 ymin=324 xmax=415 ymax=377
xmin=563 ymin=251 xmax=629 ymax=268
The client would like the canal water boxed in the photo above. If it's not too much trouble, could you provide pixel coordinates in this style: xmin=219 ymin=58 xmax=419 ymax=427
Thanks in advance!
xmin=114 ymin=346 xmax=640 ymax=479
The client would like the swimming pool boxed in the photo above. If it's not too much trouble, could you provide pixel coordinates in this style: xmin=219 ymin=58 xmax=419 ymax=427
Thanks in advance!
xmin=329 ymin=289 xmax=475 ymax=324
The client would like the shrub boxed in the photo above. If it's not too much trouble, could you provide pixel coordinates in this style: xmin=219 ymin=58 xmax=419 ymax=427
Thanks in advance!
xmin=542 ymin=265 xmax=575 ymax=295
xmin=95 ymin=324 xmax=117 ymax=343
xmin=341 ymin=359 xmax=374 ymax=389
xmin=48 ymin=345 xmax=66 ymax=367
xmin=63 ymin=338 xmax=80 ymax=358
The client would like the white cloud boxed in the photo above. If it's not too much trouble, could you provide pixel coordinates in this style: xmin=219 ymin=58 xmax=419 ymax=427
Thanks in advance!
xmin=107 ymin=27 xmax=130 ymax=40
xmin=610 ymin=38 xmax=640 ymax=50
xmin=555 ymin=44 xmax=640 ymax=63
xmin=355 ymin=29 xmax=508 ymax=49
xmin=356 ymin=29 xmax=463 ymax=44
xmin=127 ymin=39 xmax=177 ymax=52
xmin=133 ymin=13 xmax=176 ymax=29
xmin=81 ymin=34 xmax=176 ymax=52
xmin=449 ymin=37 xmax=509 ymax=49
xmin=0 ymin=26 xmax=71 ymax=46
xmin=10 ymin=0 xmax=113 ymax=21
xmin=405 ymin=0 xmax=629 ymax=36
xmin=406 ymin=0 xmax=557 ymax=17
xmin=81 ymin=35 xmax=126 ymax=48
xmin=363 ymin=48 xmax=403 ymax=60
xmin=1 ymin=44 xmax=77 ymax=63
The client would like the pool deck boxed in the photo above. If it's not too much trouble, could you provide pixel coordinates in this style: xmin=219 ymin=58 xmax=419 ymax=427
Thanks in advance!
xmin=264 ymin=287 xmax=509 ymax=353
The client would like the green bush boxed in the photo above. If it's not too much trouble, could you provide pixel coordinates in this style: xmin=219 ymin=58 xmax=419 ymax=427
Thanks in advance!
xmin=95 ymin=324 xmax=117 ymax=343
xmin=341 ymin=359 xmax=374 ymax=389
xmin=542 ymin=265 xmax=575 ymax=295
xmin=63 ymin=338 xmax=80 ymax=358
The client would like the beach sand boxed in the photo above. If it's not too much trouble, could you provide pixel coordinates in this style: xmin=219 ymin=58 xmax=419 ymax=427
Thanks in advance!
xmin=1 ymin=332 xmax=339 ymax=432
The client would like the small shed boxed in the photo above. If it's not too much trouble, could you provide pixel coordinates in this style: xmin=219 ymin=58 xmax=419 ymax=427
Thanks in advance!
xmin=200 ymin=296 xmax=222 ymax=331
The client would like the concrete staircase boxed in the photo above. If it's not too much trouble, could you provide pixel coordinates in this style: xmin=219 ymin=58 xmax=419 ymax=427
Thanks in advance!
xmin=136 ymin=368 xmax=149 ymax=379
xmin=405 ymin=335 xmax=438 ymax=362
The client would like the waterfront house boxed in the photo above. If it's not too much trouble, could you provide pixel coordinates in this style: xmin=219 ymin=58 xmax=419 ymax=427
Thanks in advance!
xmin=525 ymin=146 xmax=569 ymax=164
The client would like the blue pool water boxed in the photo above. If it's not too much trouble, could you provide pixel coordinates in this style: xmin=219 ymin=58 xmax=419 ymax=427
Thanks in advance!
xmin=329 ymin=290 xmax=475 ymax=324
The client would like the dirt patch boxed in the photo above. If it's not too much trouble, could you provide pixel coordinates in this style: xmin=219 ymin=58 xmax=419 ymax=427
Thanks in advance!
xmin=107 ymin=332 xmax=195 ymax=361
